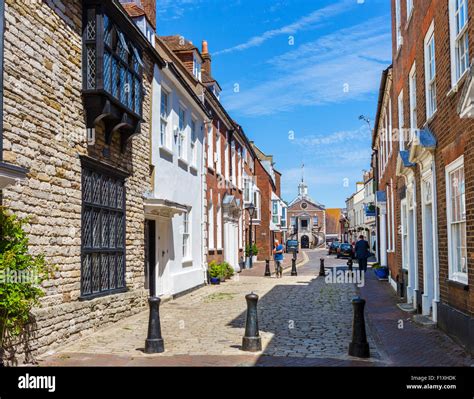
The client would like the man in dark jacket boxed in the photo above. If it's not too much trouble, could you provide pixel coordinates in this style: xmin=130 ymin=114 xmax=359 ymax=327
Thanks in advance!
xmin=355 ymin=235 xmax=370 ymax=272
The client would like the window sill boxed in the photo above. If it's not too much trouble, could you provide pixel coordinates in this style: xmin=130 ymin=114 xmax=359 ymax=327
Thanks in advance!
xmin=182 ymin=259 xmax=193 ymax=266
xmin=190 ymin=164 xmax=198 ymax=173
xmin=446 ymin=278 xmax=469 ymax=291
xmin=425 ymin=110 xmax=437 ymax=125
xmin=159 ymin=145 xmax=174 ymax=157
xmin=446 ymin=70 xmax=469 ymax=98
xmin=207 ymin=165 xmax=215 ymax=173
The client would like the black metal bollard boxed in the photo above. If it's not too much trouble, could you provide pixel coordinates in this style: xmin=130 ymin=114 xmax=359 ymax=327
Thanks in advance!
xmin=348 ymin=297 xmax=370 ymax=358
xmin=319 ymin=258 xmax=326 ymax=277
xmin=291 ymin=257 xmax=298 ymax=276
xmin=292 ymin=249 xmax=297 ymax=261
xmin=264 ymin=259 xmax=271 ymax=277
xmin=242 ymin=292 xmax=262 ymax=352
xmin=144 ymin=297 xmax=165 ymax=354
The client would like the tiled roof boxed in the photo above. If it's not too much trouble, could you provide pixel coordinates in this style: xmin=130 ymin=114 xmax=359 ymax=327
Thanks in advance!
xmin=122 ymin=3 xmax=146 ymax=18
xmin=202 ymin=72 xmax=216 ymax=84
xmin=161 ymin=35 xmax=197 ymax=52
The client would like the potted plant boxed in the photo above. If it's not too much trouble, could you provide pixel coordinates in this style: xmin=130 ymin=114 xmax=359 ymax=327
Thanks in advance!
xmin=372 ymin=262 xmax=389 ymax=279
xmin=244 ymin=245 xmax=251 ymax=268
xmin=208 ymin=261 xmax=221 ymax=285
xmin=221 ymin=262 xmax=234 ymax=279
xmin=251 ymin=244 xmax=259 ymax=263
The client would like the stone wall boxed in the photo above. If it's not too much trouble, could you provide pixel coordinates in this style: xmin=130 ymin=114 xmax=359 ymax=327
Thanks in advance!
xmin=1 ymin=0 xmax=152 ymax=363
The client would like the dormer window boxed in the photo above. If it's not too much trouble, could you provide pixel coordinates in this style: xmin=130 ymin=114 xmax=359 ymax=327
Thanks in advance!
xmin=83 ymin=2 xmax=144 ymax=151
xmin=212 ymin=84 xmax=220 ymax=99
xmin=193 ymin=53 xmax=202 ymax=81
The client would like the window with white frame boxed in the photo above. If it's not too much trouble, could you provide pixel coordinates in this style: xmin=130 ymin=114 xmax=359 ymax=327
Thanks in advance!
xmin=409 ymin=63 xmax=417 ymax=142
xmin=406 ymin=0 xmax=413 ymax=20
xmin=208 ymin=196 xmax=214 ymax=250
xmin=390 ymin=178 xmax=395 ymax=251
xmin=239 ymin=214 xmax=243 ymax=249
xmin=217 ymin=203 xmax=222 ymax=249
xmin=207 ymin=124 xmax=213 ymax=168
xmin=224 ymin=133 xmax=230 ymax=181
xmin=216 ymin=131 xmax=221 ymax=175
xmin=281 ymin=206 xmax=286 ymax=226
xmin=398 ymin=90 xmax=405 ymax=150
xmin=388 ymin=101 xmax=393 ymax=154
xmin=395 ymin=0 xmax=402 ymax=49
xmin=449 ymin=0 xmax=469 ymax=85
xmin=182 ymin=211 xmax=190 ymax=259
xmin=272 ymin=200 xmax=279 ymax=224
xmin=160 ymin=89 xmax=169 ymax=148
xmin=193 ymin=52 xmax=202 ymax=81
xmin=253 ymin=190 xmax=261 ymax=220
xmin=425 ymin=23 xmax=437 ymax=118
xmin=231 ymin=142 xmax=236 ymax=186
xmin=446 ymin=156 xmax=468 ymax=283
xmin=243 ymin=175 xmax=251 ymax=203
xmin=313 ymin=216 xmax=319 ymax=226
xmin=178 ymin=107 xmax=186 ymax=160
xmin=190 ymin=119 xmax=197 ymax=167
xmin=238 ymin=149 xmax=243 ymax=189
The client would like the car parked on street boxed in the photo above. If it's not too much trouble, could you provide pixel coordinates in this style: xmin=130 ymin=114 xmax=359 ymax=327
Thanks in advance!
xmin=328 ymin=241 xmax=341 ymax=255
xmin=337 ymin=243 xmax=355 ymax=259
xmin=285 ymin=239 xmax=299 ymax=253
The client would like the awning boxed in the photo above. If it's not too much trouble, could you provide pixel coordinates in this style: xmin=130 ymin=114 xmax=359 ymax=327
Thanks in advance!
xmin=409 ymin=128 xmax=437 ymax=163
xmin=0 ymin=161 xmax=28 ymax=189
xmin=399 ymin=150 xmax=416 ymax=167
xmin=144 ymin=197 xmax=189 ymax=218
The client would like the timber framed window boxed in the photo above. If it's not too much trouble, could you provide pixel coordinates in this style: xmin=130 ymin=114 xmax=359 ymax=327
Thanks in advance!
xmin=81 ymin=158 xmax=127 ymax=298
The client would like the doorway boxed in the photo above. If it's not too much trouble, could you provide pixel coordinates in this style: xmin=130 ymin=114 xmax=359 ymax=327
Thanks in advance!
xmin=145 ymin=219 xmax=156 ymax=296
xmin=301 ymin=235 xmax=310 ymax=249
xmin=157 ymin=218 xmax=171 ymax=295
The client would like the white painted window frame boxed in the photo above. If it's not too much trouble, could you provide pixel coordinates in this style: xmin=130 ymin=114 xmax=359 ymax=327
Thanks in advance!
xmin=424 ymin=22 xmax=437 ymax=119
xmin=449 ymin=0 xmax=469 ymax=86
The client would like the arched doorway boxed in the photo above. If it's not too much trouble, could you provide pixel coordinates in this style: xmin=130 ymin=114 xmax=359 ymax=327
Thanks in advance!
xmin=301 ymin=235 xmax=310 ymax=249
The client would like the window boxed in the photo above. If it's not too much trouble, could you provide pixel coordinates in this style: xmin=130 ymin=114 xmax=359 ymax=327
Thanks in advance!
xmin=237 ymin=149 xmax=242 ymax=189
xmin=182 ymin=211 xmax=190 ymax=258
xmin=398 ymin=91 xmax=405 ymax=150
xmin=313 ymin=216 xmax=319 ymax=226
xmin=281 ymin=207 xmax=287 ymax=226
xmin=207 ymin=124 xmax=214 ymax=168
xmin=191 ymin=119 xmax=197 ymax=167
xmin=272 ymin=201 xmax=279 ymax=224
xmin=193 ymin=53 xmax=202 ymax=81
xmin=216 ymin=132 xmax=221 ymax=175
xmin=178 ymin=108 xmax=186 ymax=160
xmin=217 ymin=203 xmax=223 ymax=249
xmin=253 ymin=190 xmax=261 ymax=220
xmin=208 ymin=196 xmax=214 ymax=250
xmin=446 ymin=157 xmax=467 ymax=283
xmin=449 ymin=0 xmax=469 ymax=84
xmin=290 ymin=217 xmax=296 ymax=227
xmin=224 ymin=134 xmax=230 ymax=181
xmin=301 ymin=219 xmax=308 ymax=229
xmin=231 ymin=142 xmax=237 ymax=186
xmin=81 ymin=161 xmax=126 ymax=298
xmin=160 ymin=89 xmax=169 ymax=147
xmin=395 ymin=0 xmax=402 ymax=49
xmin=409 ymin=63 xmax=417 ymax=142
xmin=425 ymin=24 xmax=437 ymax=118
xmin=406 ymin=0 xmax=413 ymax=20
xmin=243 ymin=175 xmax=252 ymax=203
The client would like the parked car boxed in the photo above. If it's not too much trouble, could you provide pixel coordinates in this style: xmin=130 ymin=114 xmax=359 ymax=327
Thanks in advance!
xmin=285 ymin=239 xmax=299 ymax=253
xmin=337 ymin=243 xmax=355 ymax=259
xmin=328 ymin=241 xmax=341 ymax=255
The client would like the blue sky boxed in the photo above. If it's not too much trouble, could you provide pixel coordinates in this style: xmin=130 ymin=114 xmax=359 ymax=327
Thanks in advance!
xmin=156 ymin=0 xmax=392 ymax=207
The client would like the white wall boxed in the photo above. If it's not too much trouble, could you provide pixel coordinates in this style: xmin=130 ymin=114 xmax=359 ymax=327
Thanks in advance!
xmin=150 ymin=65 xmax=206 ymax=295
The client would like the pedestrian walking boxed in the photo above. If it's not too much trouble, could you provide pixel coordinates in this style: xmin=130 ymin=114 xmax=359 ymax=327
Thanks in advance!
xmin=355 ymin=235 xmax=370 ymax=272
xmin=273 ymin=240 xmax=284 ymax=278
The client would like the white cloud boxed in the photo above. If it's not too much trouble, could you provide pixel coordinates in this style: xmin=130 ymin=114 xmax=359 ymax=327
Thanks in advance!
xmin=214 ymin=0 xmax=354 ymax=55
xmin=156 ymin=0 xmax=203 ymax=19
xmin=221 ymin=16 xmax=391 ymax=116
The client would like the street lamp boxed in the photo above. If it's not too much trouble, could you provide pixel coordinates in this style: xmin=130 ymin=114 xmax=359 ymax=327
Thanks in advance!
xmin=246 ymin=203 xmax=256 ymax=269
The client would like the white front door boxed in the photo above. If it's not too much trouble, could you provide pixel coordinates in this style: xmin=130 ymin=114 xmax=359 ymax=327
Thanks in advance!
xmin=157 ymin=218 xmax=171 ymax=295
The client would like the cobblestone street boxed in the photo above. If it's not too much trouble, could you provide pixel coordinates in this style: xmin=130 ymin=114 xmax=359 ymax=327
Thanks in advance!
xmin=38 ymin=249 xmax=471 ymax=367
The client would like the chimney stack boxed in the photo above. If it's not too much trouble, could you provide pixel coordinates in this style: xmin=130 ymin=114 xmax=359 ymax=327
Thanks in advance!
xmin=202 ymin=40 xmax=212 ymax=77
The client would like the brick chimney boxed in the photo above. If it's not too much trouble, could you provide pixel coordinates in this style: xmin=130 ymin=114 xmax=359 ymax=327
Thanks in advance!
xmin=201 ymin=40 xmax=212 ymax=76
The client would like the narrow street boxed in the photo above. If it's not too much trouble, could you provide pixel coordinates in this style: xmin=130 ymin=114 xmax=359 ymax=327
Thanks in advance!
xmin=38 ymin=249 xmax=471 ymax=367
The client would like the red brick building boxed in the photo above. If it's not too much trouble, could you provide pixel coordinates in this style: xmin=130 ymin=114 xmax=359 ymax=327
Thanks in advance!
xmin=251 ymin=143 xmax=286 ymax=260
xmin=374 ymin=0 xmax=474 ymax=354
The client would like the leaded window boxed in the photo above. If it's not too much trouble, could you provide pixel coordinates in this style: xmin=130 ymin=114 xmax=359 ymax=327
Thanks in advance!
xmin=81 ymin=162 xmax=126 ymax=298
xmin=84 ymin=6 xmax=143 ymax=116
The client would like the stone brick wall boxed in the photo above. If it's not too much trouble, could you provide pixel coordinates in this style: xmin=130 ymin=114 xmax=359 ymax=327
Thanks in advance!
xmin=1 ymin=0 xmax=153 ymax=362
